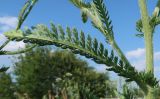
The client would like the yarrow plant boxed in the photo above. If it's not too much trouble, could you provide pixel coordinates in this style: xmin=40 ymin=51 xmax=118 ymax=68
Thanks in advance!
xmin=3 ymin=0 xmax=160 ymax=98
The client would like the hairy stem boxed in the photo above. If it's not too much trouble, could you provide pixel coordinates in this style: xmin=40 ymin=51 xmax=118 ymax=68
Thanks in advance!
xmin=138 ymin=0 xmax=154 ymax=73
xmin=109 ymin=39 xmax=131 ymax=66
xmin=145 ymin=86 xmax=154 ymax=99
xmin=4 ymin=45 xmax=37 ymax=55
xmin=81 ymin=8 xmax=131 ymax=66
xmin=138 ymin=0 xmax=154 ymax=98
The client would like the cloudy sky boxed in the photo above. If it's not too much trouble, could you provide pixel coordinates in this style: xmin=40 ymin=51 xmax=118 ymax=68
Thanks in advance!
xmin=0 ymin=0 xmax=160 ymax=79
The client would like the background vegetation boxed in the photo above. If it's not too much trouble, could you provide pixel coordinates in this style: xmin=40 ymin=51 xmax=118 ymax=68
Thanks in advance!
xmin=0 ymin=47 xmax=118 ymax=99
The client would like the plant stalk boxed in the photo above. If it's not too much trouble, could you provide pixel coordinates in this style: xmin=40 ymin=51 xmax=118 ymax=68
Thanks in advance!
xmin=81 ymin=6 xmax=132 ymax=66
xmin=138 ymin=0 xmax=154 ymax=73
xmin=138 ymin=0 xmax=154 ymax=98
xmin=110 ymin=39 xmax=131 ymax=66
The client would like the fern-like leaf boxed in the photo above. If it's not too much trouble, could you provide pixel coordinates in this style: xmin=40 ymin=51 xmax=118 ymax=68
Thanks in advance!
xmin=93 ymin=0 xmax=114 ymax=37
xmin=4 ymin=23 xmax=159 ymax=93
xmin=136 ymin=17 xmax=159 ymax=38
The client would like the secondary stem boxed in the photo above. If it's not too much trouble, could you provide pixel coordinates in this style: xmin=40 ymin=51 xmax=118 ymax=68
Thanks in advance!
xmin=110 ymin=39 xmax=131 ymax=66
xmin=81 ymin=7 xmax=132 ymax=66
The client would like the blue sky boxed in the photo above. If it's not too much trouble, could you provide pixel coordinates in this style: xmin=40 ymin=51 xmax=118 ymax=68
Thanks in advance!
xmin=0 ymin=0 xmax=160 ymax=80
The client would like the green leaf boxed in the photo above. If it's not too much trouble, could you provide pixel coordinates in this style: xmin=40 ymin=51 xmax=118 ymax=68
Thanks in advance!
xmin=73 ymin=28 xmax=79 ymax=44
xmin=66 ymin=26 xmax=72 ymax=42
xmin=93 ymin=0 xmax=113 ymax=36
xmin=98 ymin=43 xmax=104 ymax=57
xmin=92 ymin=38 xmax=98 ymax=54
xmin=86 ymin=35 xmax=92 ymax=51
xmin=58 ymin=25 xmax=65 ymax=40
xmin=80 ymin=31 xmax=85 ymax=48
xmin=50 ymin=22 xmax=58 ymax=39
xmin=81 ymin=11 xmax=88 ymax=23
xmin=5 ymin=23 xmax=159 ymax=92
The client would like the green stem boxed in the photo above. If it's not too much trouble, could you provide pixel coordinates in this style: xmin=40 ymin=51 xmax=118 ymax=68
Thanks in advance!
xmin=145 ymin=86 xmax=155 ymax=99
xmin=138 ymin=0 xmax=154 ymax=98
xmin=138 ymin=0 xmax=154 ymax=73
xmin=4 ymin=45 xmax=37 ymax=55
xmin=81 ymin=8 xmax=131 ymax=66
xmin=110 ymin=39 xmax=131 ymax=66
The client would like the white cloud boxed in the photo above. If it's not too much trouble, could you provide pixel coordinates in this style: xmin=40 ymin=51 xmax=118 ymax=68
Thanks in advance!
xmin=0 ymin=16 xmax=18 ymax=33
xmin=0 ymin=26 xmax=11 ymax=32
xmin=94 ymin=64 xmax=107 ymax=73
xmin=126 ymin=48 xmax=145 ymax=59
xmin=0 ymin=34 xmax=7 ymax=43
xmin=0 ymin=34 xmax=25 ymax=51
xmin=0 ymin=16 xmax=18 ymax=28
xmin=126 ymin=48 xmax=160 ymax=72
xmin=154 ymin=66 xmax=160 ymax=72
xmin=126 ymin=48 xmax=160 ymax=61
xmin=0 ymin=16 xmax=25 ymax=51
xmin=132 ymin=59 xmax=146 ymax=71
xmin=125 ymin=48 xmax=146 ymax=71
xmin=3 ymin=41 xmax=25 ymax=51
